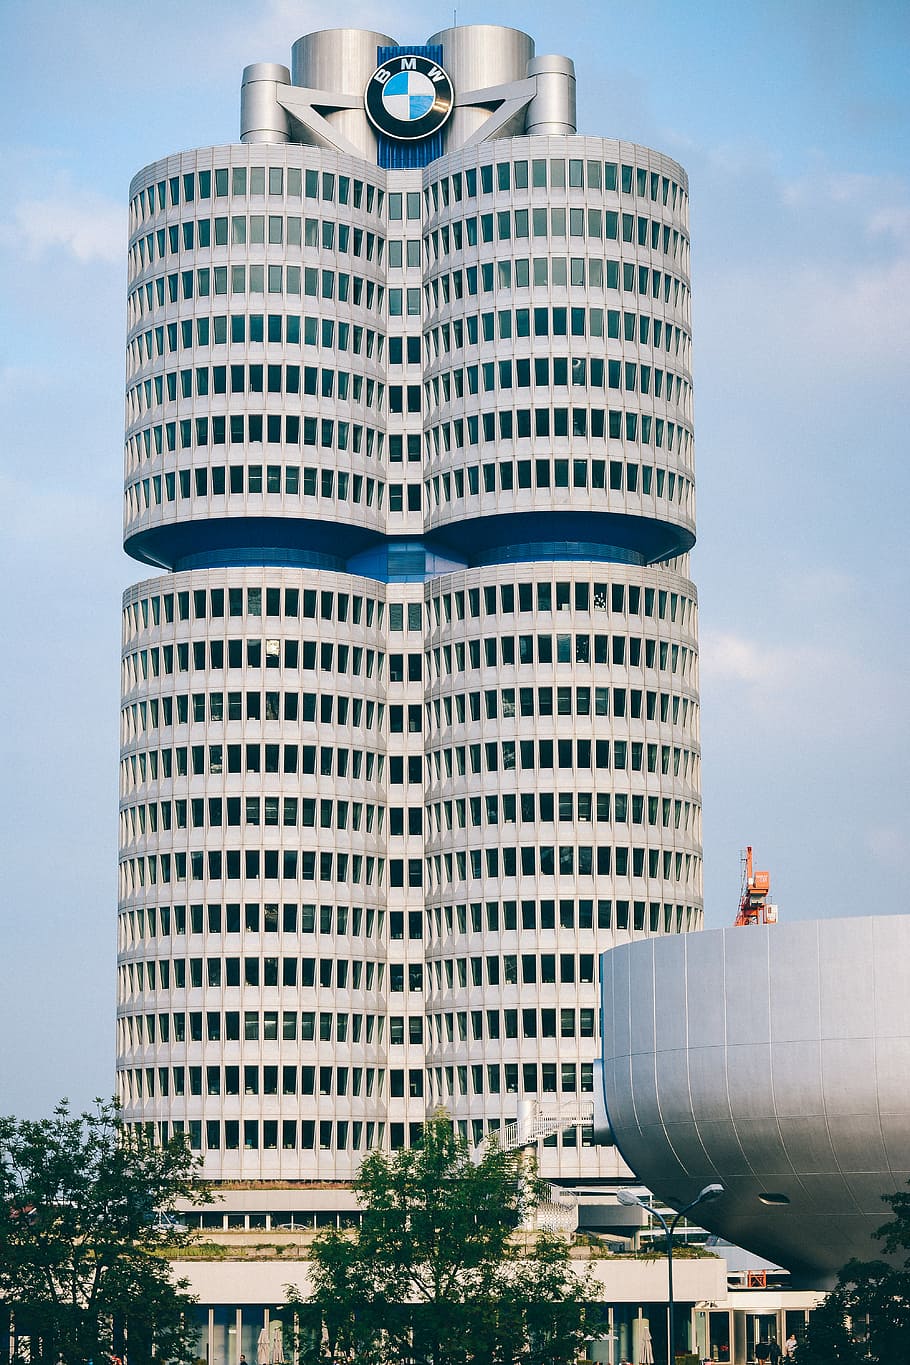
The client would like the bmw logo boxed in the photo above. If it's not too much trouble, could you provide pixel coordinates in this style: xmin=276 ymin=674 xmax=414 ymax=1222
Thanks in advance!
xmin=365 ymin=54 xmax=455 ymax=142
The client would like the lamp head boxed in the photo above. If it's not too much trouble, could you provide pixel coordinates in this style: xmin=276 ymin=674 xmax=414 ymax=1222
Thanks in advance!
xmin=697 ymin=1182 xmax=725 ymax=1203
xmin=616 ymin=1188 xmax=645 ymax=1207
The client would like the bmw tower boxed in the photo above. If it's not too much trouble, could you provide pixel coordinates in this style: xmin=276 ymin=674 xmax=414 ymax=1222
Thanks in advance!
xmin=118 ymin=23 xmax=700 ymax=1207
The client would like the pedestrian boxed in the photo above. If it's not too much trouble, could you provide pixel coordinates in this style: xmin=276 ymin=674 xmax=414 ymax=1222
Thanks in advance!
xmin=784 ymin=1335 xmax=797 ymax=1359
xmin=755 ymin=1342 xmax=770 ymax=1364
xmin=768 ymin=1337 xmax=782 ymax=1365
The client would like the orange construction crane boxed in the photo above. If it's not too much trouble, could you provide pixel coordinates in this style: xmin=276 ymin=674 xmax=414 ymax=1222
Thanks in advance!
xmin=734 ymin=846 xmax=778 ymax=926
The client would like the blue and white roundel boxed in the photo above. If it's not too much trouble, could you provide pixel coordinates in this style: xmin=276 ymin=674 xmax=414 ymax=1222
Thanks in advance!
xmin=365 ymin=54 xmax=454 ymax=142
xmin=382 ymin=69 xmax=436 ymax=123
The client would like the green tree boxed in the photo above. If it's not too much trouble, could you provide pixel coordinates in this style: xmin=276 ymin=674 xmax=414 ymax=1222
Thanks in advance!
xmin=0 ymin=1099 xmax=208 ymax=1365
xmin=799 ymin=1184 xmax=910 ymax=1364
xmin=287 ymin=1113 xmax=598 ymax=1365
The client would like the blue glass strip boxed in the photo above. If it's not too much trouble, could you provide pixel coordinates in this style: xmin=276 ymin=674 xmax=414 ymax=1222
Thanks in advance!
xmin=174 ymin=547 xmax=344 ymax=573
xmin=475 ymin=542 xmax=646 ymax=568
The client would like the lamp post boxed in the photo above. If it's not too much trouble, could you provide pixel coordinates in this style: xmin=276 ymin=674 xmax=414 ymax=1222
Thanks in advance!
xmin=617 ymin=1183 xmax=724 ymax=1365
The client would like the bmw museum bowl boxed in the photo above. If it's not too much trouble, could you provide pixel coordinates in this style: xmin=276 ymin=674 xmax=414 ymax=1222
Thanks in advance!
xmin=599 ymin=916 xmax=910 ymax=1285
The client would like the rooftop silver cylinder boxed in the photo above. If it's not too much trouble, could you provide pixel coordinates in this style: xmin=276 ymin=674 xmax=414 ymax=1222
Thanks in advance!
xmin=240 ymin=63 xmax=291 ymax=143
xmin=429 ymin=24 xmax=535 ymax=146
xmin=291 ymin=28 xmax=395 ymax=160
xmin=526 ymin=54 xmax=577 ymax=135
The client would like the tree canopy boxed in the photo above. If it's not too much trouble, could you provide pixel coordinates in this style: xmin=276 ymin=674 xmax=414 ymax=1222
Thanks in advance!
xmin=0 ymin=1099 xmax=208 ymax=1365
xmin=288 ymin=1113 xmax=599 ymax=1365
xmin=798 ymin=1184 xmax=910 ymax=1364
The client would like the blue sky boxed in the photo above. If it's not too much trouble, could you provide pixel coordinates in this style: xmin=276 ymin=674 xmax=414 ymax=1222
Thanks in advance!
xmin=1 ymin=0 xmax=908 ymax=1117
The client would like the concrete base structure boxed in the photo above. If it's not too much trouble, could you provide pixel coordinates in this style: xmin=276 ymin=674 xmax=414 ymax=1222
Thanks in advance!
xmin=154 ymin=1252 xmax=817 ymax=1365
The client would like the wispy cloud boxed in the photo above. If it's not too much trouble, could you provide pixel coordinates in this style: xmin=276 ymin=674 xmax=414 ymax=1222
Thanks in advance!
xmin=0 ymin=190 xmax=124 ymax=264
xmin=700 ymin=625 xmax=897 ymax=742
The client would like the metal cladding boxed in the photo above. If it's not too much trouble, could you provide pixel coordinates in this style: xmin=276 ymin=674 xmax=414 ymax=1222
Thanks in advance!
xmin=119 ymin=23 xmax=700 ymax=1186
xmin=242 ymin=25 xmax=574 ymax=159
xmin=599 ymin=916 xmax=910 ymax=1284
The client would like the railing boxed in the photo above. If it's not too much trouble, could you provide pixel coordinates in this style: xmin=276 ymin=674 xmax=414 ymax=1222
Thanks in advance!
xmin=471 ymin=1099 xmax=597 ymax=1236
xmin=476 ymin=1099 xmax=596 ymax=1157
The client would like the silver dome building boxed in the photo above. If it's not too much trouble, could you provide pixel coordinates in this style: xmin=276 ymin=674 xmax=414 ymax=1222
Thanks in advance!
xmin=599 ymin=915 xmax=910 ymax=1283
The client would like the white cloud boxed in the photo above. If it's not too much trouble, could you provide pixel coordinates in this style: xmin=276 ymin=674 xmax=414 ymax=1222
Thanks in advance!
xmin=1 ymin=191 xmax=124 ymax=264
xmin=699 ymin=626 xmax=895 ymax=742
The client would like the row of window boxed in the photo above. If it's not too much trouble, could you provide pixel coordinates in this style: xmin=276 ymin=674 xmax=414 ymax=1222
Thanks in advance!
xmin=424 ymin=207 xmax=688 ymax=267
xmin=119 ymin=838 xmax=699 ymax=900
xmin=426 ymin=843 xmax=700 ymax=881
xmin=426 ymin=158 xmax=686 ymax=211
xmin=119 ymin=1007 xmax=421 ymax=1045
xmin=125 ymin=1115 xmax=399 ymax=1154
xmin=128 ymin=363 xmax=385 ymax=420
xmin=429 ymin=306 xmax=690 ymax=360
xmin=126 ymin=1115 xmax=600 ymax=1155
xmin=128 ymin=313 xmax=382 ymax=371
xmin=116 ymin=893 xmax=692 ymax=948
xmin=121 ymin=740 xmax=386 ymax=784
xmin=427 ymin=579 xmax=692 ymax=623
xmin=121 ymin=1056 xmax=596 ymax=1109
xmin=428 ymin=456 xmax=693 ymax=510
xmin=128 ymin=265 xmax=384 ymax=328
xmin=430 ymin=647 xmax=696 ymax=688
xmin=427 ymin=354 xmax=690 ymax=407
xmin=123 ymin=578 xmax=692 ymax=637
xmin=128 ymin=352 xmax=690 ymax=414
xmin=119 ymin=945 xmax=606 ymax=997
xmin=130 ymin=214 xmax=385 ymax=278
xmin=426 ymin=411 xmax=693 ymax=461
xmin=119 ymin=1004 xmax=600 ymax=1050
xmin=126 ymin=421 xmax=385 ymax=480
xmin=427 ymin=785 xmax=699 ymax=831
xmin=120 ymin=779 xmax=698 ymax=852
xmin=131 ymin=166 xmax=384 ymax=225
xmin=119 ymin=849 xmax=382 ymax=894
xmin=122 ymin=638 xmax=383 ymax=690
xmin=120 ymin=795 xmax=383 ymax=841
xmin=120 ymin=954 xmax=414 ymax=995
xmin=425 ymin=737 xmax=698 ymax=780
xmin=428 ymin=636 xmax=697 ymax=688
xmin=119 ymin=901 xmax=387 ymax=942
xmin=425 ymin=260 xmax=690 ymax=316
xmin=125 ymin=585 xmax=383 ymax=631
xmin=116 ymin=895 xmax=697 ymax=951
xmin=431 ymin=677 xmax=696 ymax=723
xmin=121 ymin=633 xmax=698 ymax=692
xmin=425 ymin=897 xmax=693 ymax=936
xmin=122 ymin=690 xmax=383 ymax=739
xmin=422 ymin=627 xmax=693 ymax=671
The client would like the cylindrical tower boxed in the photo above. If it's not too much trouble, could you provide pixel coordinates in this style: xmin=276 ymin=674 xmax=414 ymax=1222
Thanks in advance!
xmin=117 ymin=26 xmax=700 ymax=1192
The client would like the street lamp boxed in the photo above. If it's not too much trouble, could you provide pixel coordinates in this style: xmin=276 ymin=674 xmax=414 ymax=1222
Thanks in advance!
xmin=617 ymin=1183 xmax=724 ymax=1365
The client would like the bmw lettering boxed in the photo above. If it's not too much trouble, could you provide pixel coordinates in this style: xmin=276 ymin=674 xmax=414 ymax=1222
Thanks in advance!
xmin=365 ymin=55 xmax=454 ymax=141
